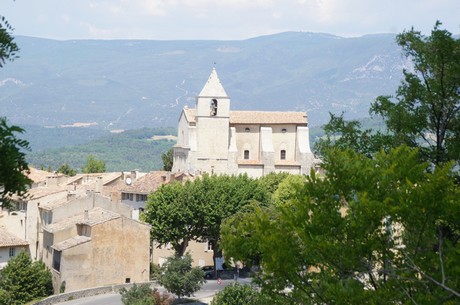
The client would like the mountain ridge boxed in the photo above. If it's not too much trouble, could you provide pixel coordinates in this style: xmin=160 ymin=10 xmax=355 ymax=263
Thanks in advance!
xmin=0 ymin=32 xmax=405 ymax=130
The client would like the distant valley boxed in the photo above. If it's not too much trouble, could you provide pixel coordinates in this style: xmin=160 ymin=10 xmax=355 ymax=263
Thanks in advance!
xmin=0 ymin=32 xmax=406 ymax=171
xmin=1 ymin=32 xmax=406 ymax=130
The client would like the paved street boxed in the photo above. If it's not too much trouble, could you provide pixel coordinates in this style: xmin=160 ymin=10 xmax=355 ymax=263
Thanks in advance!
xmin=59 ymin=278 xmax=252 ymax=305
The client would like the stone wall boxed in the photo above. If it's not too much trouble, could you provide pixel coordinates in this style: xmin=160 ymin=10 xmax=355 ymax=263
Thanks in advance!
xmin=33 ymin=282 xmax=158 ymax=305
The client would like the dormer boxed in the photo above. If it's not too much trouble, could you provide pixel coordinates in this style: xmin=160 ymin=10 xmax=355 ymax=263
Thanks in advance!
xmin=196 ymin=68 xmax=230 ymax=118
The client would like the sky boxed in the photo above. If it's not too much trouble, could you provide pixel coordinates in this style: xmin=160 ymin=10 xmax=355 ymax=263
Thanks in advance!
xmin=2 ymin=0 xmax=460 ymax=41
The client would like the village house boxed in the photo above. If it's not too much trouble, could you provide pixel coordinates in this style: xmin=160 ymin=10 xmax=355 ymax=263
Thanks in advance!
xmin=172 ymin=68 xmax=315 ymax=177
xmin=0 ymin=227 xmax=29 ymax=269
xmin=42 ymin=207 xmax=150 ymax=292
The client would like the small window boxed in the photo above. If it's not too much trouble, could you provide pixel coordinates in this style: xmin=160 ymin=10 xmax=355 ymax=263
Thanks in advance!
xmin=244 ymin=150 xmax=250 ymax=160
xmin=245 ymin=127 xmax=250 ymax=133
xmin=206 ymin=240 xmax=214 ymax=252
xmin=53 ymin=250 xmax=62 ymax=272
xmin=281 ymin=128 xmax=287 ymax=133
xmin=280 ymin=150 xmax=286 ymax=160
xmin=210 ymin=99 xmax=218 ymax=116
xmin=9 ymin=247 xmax=15 ymax=257
xmin=125 ymin=278 xmax=131 ymax=284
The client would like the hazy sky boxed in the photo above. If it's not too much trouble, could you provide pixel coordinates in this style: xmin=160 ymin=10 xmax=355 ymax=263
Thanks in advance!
xmin=2 ymin=0 xmax=459 ymax=40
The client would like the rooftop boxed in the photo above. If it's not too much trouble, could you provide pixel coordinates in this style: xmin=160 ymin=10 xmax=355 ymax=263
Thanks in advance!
xmin=0 ymin=227 xmax=29 ymax=247
xmin=52 ymin=235 xmax=91 ymax=251
xmin=183 ymin=108 xmax=307 ymax=125
xmin=198 ymin=68 xmax=228 ymax=98
xmin=44 ymin=207 xmax=120 ymax=233
xmin=119 ymin=171 xmax=170 ymax=194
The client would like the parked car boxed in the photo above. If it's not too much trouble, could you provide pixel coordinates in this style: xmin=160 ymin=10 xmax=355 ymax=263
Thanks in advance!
xmin=202 ymin=265 xmax=215 ymax=279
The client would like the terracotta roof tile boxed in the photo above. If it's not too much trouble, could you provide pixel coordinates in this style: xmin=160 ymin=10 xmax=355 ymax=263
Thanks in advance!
xmin=0 ymin=228 xmax=29 ymax=247
xmin=27 ymin=167 xmax=56 ymax=183
xmin=119 ymin=171 xmax=170 ymax=194
xmin=52 ymin=235 xmax=91 ymax=251
xmin=44 ymin=207 xmax=120 ymax=233
xmin=182 ymin=109 xmax=307 ymax=125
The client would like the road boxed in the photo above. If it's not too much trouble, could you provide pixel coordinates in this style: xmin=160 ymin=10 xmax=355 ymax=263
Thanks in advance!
xmin=59 ymin=278 xmax=252 ymax=305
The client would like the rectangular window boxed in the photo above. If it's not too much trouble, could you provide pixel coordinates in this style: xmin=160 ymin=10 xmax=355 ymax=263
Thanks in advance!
xmin=53 ymin=250 xmax=62 ymax=272
xmin=244 ymin=150 xmax=250 ymax=160
xmin=205 ymin=240 xmax=214 ymax=252
xmin=280 ymin=150 xmax=286 ymax=160
xmin=9 ymin=247 xmax=15 ymax=257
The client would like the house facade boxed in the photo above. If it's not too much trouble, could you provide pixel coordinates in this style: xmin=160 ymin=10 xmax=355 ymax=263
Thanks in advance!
xmin=172 ymin=68 xmax=315 ymax=178
xmin=42 ymin=207 xmax=150 ymax=293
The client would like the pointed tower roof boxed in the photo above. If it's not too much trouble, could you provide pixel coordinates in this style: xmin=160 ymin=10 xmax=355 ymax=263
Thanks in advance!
xmin=198 ymin=68 xmax=228 ymax=98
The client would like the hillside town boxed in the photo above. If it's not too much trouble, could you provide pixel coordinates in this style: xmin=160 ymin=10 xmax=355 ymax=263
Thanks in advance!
xmin=0 ymin=69 xmax=319 ymax=296
xmin=1 ymin=8 xmax=459 ymax=303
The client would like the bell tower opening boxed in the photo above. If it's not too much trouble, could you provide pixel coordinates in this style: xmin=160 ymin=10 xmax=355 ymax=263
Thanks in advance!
xmin=210 ymin=99 xmax=218 ymax=116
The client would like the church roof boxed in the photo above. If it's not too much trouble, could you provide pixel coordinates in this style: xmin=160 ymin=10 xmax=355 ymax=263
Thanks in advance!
xmin=182 ymin=108 xmax=307 ymax=125
xmin=230 ymin=111 xmax=307 ymax=125
xmin=198 ymin=68 xmax=228 ymax=98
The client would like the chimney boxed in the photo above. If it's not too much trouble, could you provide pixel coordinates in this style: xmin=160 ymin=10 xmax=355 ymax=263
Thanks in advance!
xmin=131 ymin=170 xmax=138 ymax=182
xmin=84 ymin=210 xmax=89 ymax=222
xmin=96 ymin=176 xmax=103 ymax=193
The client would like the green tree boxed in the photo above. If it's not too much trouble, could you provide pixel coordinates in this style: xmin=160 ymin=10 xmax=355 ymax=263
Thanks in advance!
xmin=82 ymin=154 xmax=106 ymax=173
xmin=0 ymin=117 xmax=32 ymax=210
xmin=120 ymin=283 xmax=156 ymax=305
xmin=161 ymin=148 xmax=173 ymax=171
xmin=56 ymin=163 xmax=77 ymax=176
xmin=158 ymin=254 xmax=205 ymax=301
xmin=221 ymin=146 xmax=460 ymax=304
xmin=0 ymin=252 xmax=53 ymax=305
xmin=211 ymin=283 xmax=273 ymax=305
xmin=315 ymin=112 xmax=392 ymax=158
xmin=0 ymin=15 xmax=19 ymax=67
xmin=142 ymin=181 xmax=200 ymax=257
xmin=143 ymin=174 xmax=269 ymax=275
xmin=371 ymin=21 xmax=460 ymax=165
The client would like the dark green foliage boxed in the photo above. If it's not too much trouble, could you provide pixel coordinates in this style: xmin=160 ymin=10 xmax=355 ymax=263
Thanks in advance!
xmin=143 ymin=174 xmax=269 ymax=267
xmin=211 ymin=283 xmax=272 ymax=305
xmin=0 ymin=15 xmax=19 ymax=67
xmin=158 ymin=254 xmax=205 ymax=300
xmin=0 ymin=252 xmax=53 ymax=305
xmin=120 ymin=284 xmax=172 ymax=305
xmin=56 ymin=163 xmax=77 ymax=176
xmin=315 ymin=112 xmax=392 ymax=158
xmin=371 ymin=21 xmax=460 ymax=165
xmin=26 ymin=127 xmax=176 ymax=172
xmin=221 ymin=146 xmax=460 ymax=304
xmin=82 ymin=154 xmax=106 ymax=173
xmin=0 ymin=117 xmax=32 ymax=210
xmin=161 ymin=148 xmax=173 ymax=171
xmin=120 ymin=284 xmax=155 ymax=305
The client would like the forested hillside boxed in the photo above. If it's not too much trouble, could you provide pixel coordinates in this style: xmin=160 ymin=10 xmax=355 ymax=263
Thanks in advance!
xmin=25 ymin=127 xmax=176 ymax=172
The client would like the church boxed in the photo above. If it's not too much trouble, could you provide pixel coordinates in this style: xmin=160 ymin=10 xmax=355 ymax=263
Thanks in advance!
xmin=172 ymin=68 xmax=315 ymax=178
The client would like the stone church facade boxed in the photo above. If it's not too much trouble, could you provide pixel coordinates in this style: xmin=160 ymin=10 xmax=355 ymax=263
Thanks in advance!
xmin=172 ymin=68 xmax=315 ymax=178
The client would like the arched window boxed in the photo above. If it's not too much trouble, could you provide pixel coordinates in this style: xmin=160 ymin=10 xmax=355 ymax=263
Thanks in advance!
xmin=280 ymin=150 xmax=286 ymax=160
xmin=244 ymin=150 xmax=250 ymax=160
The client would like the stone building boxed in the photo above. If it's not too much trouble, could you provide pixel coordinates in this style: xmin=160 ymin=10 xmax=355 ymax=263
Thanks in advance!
xmin=42 ymin=207 xmax=150 ymax=293
xmin=172 ymin=68 xmax=315 ymax=177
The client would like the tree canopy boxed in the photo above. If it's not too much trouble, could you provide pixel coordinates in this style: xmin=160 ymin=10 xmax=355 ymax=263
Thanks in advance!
xmin=161 ymin=148 xmax=173 ymax=171
xmin=0 ymin=15 xmax=19 ymax=67
xmin=82 ymin=154 xmax=106 ymax=173
xmin=221 ymin=146 xmax=460 ymax=304
xmin=56 ymin=163 xmax=77 ymax=176
xmin=158 ymin=254 xmax=205 ymax=300
xmin=0 ymin=117 xmax=32 ymax=210
xmin=143 ymin=174 xmax=269 ymax=273
xmin=371 ymin=21 xmax=460 ymax=165
xmin=0 ymin=252 xmax=53 ymax=305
